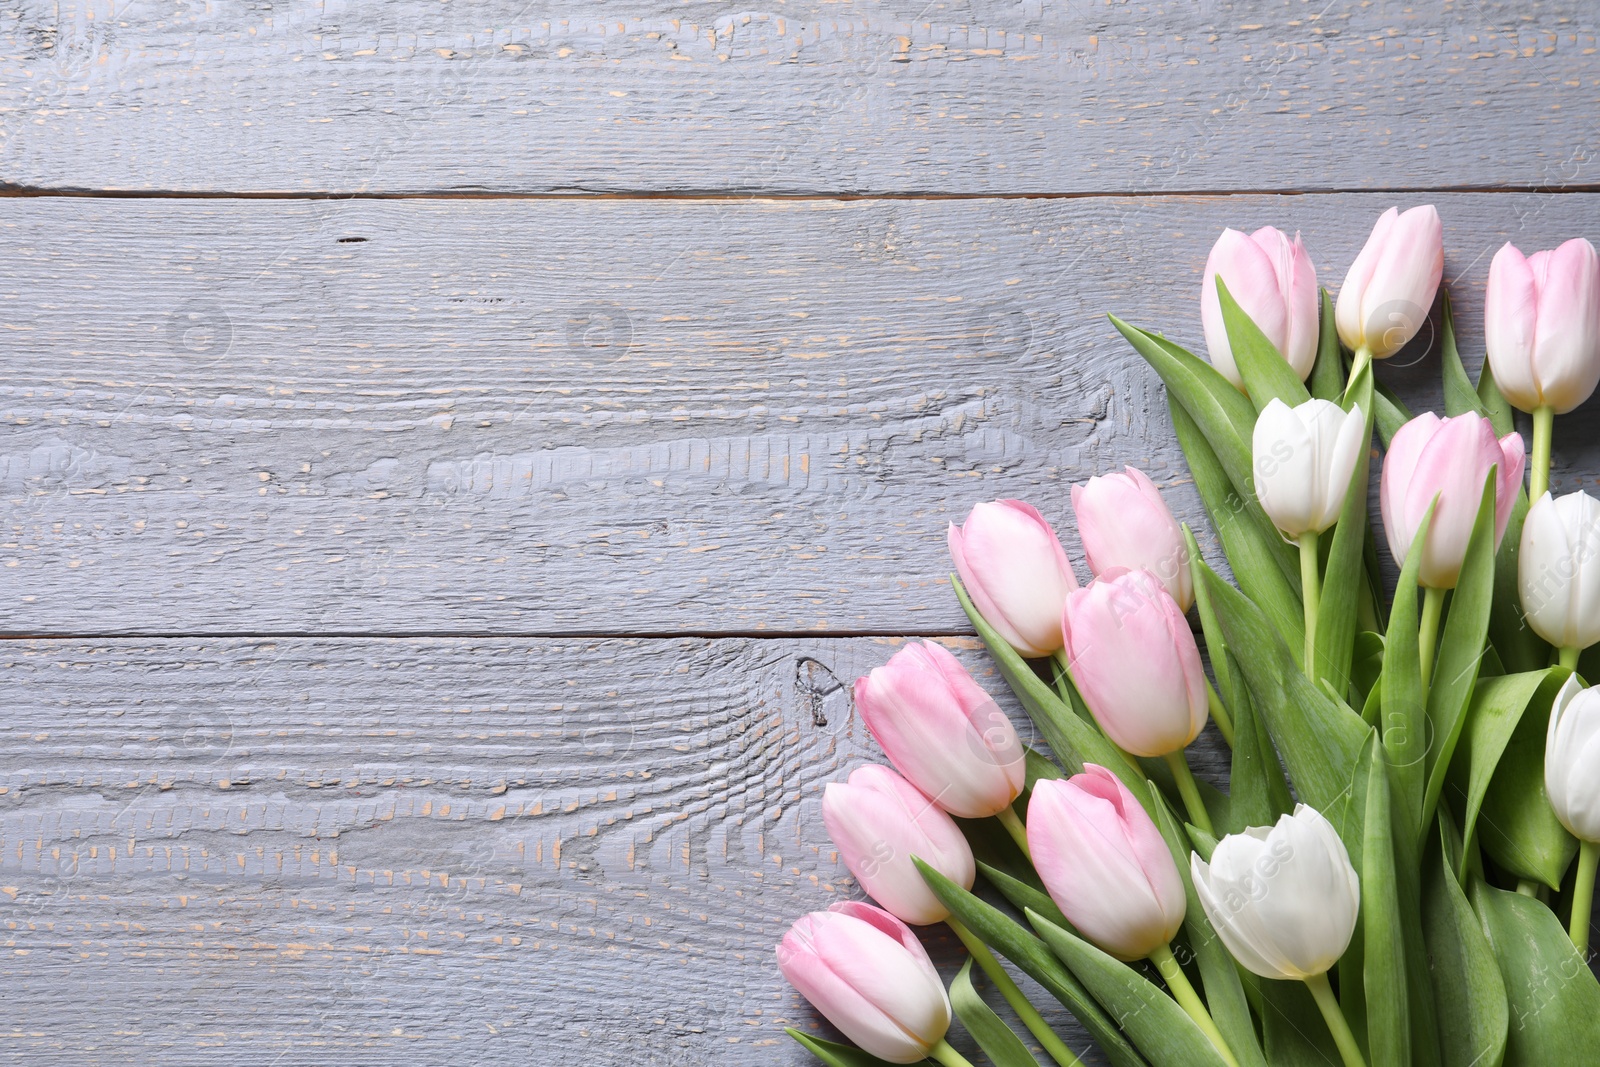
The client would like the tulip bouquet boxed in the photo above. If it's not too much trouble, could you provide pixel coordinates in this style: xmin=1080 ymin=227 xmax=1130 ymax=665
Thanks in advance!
xmin=778 ymin=207 xmax=1600 ymax=1067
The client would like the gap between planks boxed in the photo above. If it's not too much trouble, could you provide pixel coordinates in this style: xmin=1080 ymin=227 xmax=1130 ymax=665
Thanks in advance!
xmin=7 ymin=185 xmax=1600 ymax=202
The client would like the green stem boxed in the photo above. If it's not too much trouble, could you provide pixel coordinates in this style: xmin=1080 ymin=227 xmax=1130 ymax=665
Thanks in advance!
xmin=1164 ymin=749 xmax=1213 ymax=835
xmin=948 ymin=918 xmax=1084 ymax=1067
xmin=1346 ymin=346 xmax=1372 ymax=397
xmin=1531 ymin=405 xmax=1554 ymax=502
xmin=996 ymin=803 xmax=1032 ymax=861
xmin=1561 ymin=646 xmax=1581 ymax=672
xmin=1419 ymin=586 xmax=1445 ymax=691
xmin=1051 ymin=648 xmax=1074 ymax=704
xmin=929 ymin=1038 xmax=980 ymax=1067
xmin=1205 ymin=679 xmax=1235 ymax=748
xmin=1516 ymin=879 xmax=1540 ymax=898
xmin=1304 ymin=971 xmax=1368 ymax=1067
xmin=1571 ymin=839 xmax=1598 ymax=954
xmin=1149 ymin=943 xmax=1239 ymax=1067
xmin=1299 ymin=530 xmax=1322 ymax=678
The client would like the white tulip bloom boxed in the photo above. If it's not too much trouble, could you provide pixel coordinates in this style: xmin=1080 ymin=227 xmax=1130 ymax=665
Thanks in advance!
xmin=1547 ymin=675 xmax=1600 ymax=843
xmin=1519 ymin=491 xmax=1600 ymax=653
xmin=1252 ymin=399 xmax=1367 ymax=539
xmin=1190 ymin=805 xmax=1360 ymax=981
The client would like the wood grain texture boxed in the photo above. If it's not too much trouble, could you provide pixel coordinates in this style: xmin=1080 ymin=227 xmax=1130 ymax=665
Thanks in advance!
xmin=4 ymin=1 xmax=1600 ymax=195
xmin=0 ymin=634 xmax=1228 ymax=1065
xmin=6 ymin=191 xmax=1600 ymax=635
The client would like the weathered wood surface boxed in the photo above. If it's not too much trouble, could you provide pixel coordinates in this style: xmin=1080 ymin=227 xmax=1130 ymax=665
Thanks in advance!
xmin=0 ymin=635 xmax=1228 ymax=1065
xmin=4 ymin=2 xmax=1600 ymax=195
xmin=6 ymin=191 xmax=1600 ymax=635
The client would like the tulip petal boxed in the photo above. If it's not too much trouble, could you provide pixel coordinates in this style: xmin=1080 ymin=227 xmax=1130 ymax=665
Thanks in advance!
xmin=1336 ymin=207 xmax=1399 ymax=351
xmin=1485 ymin=242 xmax=1541 ymax=410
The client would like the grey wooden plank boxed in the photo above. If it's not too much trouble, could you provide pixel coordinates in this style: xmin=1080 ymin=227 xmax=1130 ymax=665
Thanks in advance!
xmin=4 ymin=1 xmax=1600 ymax=195
xmin=7 ymin=191 xmax=1600 ymax=635
xmin=0 ymin=635 xmax=1227 ymax=1065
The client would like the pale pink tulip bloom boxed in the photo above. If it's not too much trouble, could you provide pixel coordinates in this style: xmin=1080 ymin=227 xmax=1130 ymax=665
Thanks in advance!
xmin=1485 ymin=238 xmax=1600 ymax=415
xmin=777 ymin=902 xmax=951 ymax=1064
xmin=1060 ymin=569 xmax=1209 ymax=758
xmin=1200 ymin=226 xmax=1319 ymax=388
xmin=1072 ymin=466 xmax=1193 ymax=611
xmin=1380 ymin=412 xmax=1524 ymax=589
xmin=854 ymin=642 xmax=1026 ymax=819
xmin=1335 ymin=205 xmax=1444 ymax=359
xmin=1027 ymin=765 xmax=1187 ymax=960
xmin=822 ymin=764 xmax=976 ymax=926
xmin=949 ymin=500 xmax=1080 ymax=656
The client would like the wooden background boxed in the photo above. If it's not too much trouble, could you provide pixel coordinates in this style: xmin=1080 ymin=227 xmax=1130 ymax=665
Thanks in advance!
xmin=5 ymin=2 xmax=1600 ymax=1064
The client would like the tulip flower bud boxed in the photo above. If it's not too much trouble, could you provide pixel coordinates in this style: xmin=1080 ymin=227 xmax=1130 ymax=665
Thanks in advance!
xmin=1060 ymin=569 xmax=1208 ymax=758
xmin=822 ymin=765 xmax=976 ymax=925
xmin=1380 ymin=412 xmax=1525 ymax=589
xmin=1027 ymin=765 xmax=1187 ymax=960
xmin=1519 ymin=491 xmax=1600 ymax=652
xmin=1335 ymin=205 xmax=1444 ymax=359
xmin=1485 ymin=239 xmax=1600 ymax=415
xmin=1190 ymin=805 xmax=1360 ymax=981
xmin=1547 ymin=675 xmax=1600 ymax=843
xmin=854 ymin=641 xmax=1025 ymax=819
xmin=1252 ymin=398 xmax=1367 ymax=539
xmin=777 ymin=902 xmax=952 ymax=1064
xmin=1200 ymin=226 xmax=1319 ymax=388
xmin=1071 ymin=466 xmax=1193 ymax=611
xmin=948 ymin=500 xmax=1080 ymax=656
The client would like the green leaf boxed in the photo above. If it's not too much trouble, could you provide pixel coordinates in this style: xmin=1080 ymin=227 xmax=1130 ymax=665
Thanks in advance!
xmin=1225 ymin=652 xmax=1293 ymax=833
xmin=1147 ymin=790 xmax=1269 ymax=1067
xmin=1372 ymin=381 xmax=1414 ymax=448
xmin=916 ymin=860 xmax=1149 ymax=1067
xmin=1358 ymin=734 xmax=1410 ymax=1067
xmin=1261 ymin=981 xmax=1343 ymax=1066
xmin=1488 ymin=487 xmax=1546 ymax=674
xmin=952 ymin=574 xmax=1155 ymax=812
xmin=785 ymin=1029 xmax=905 ymax=1067
xmin=1439 ymin=293 xmax=1491 ymax=420
xmin=1472 ymin=879 xmax=1600 ymax=1065
xmin=1170 ymin=398 xmax=1305 ymax=661
xmin=1450 ymin=669 xmax=1560 ymax=878
xmin=1476 ymin=352 xmax=1517 ymax=438
xmin=951 ymin=959 xmax=1045 ymax=1067
xmin=1197 ymin=561 xmax=1368 ymax=810
xmin=1477 ymin=672 xmax=1579 ymax=889
xmin=1025 ymin=747 xmax=1066 ymax=787
xmin=1422 ymin=471 xmax=1500 ymax=831
xmin=976 ymin=860 xmax=1070 ymax=931
xmin=1382 ymin=502 xmax=1433 ymax=837
xmin=1316 ymin=361 xmax=1376 ymax=698
xmin=1215 ymin=276 xmax=1313 ymax=411
xmin=1421 ymin=824 xmax=1508 ymax=1067
xmin=1114 ymin=317 xmax=1301 ymax=591
xmin=1027 ymin=910 xmax=1232 ymax=1067
xmin=1351 ymin=631 xmax=1385 ymax=712
xmin=1309 ymin=287 xmax=1346 ymax=401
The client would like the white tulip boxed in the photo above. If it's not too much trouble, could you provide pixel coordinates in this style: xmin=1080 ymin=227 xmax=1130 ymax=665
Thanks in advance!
xmin=1547 ymin=675 xmax=1600 ymax=843
xmin=1252 ymin=399 xmax=1367 ymax=539
xmin=1519 ymin=491 xmax=1600 ymax=652
xmin=1190 ymin=805 xmax=1360 ymax=981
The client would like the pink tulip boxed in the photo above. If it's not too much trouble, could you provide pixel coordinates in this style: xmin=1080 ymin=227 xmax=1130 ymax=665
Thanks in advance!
xmin=1200 ymin=226 xmax=1319 ymax=387
xmin=1060 ymin=569 xmax=1208 ymax=757
xmin=1027 ymin=765 xmax=1187 ymax=960
xmin=1071 ymin=466 xmax=1193 ymax=611
xmin=855 ymin=642 xmax=1026 ymax=819
xmin=822 ymin=765 xmax=976 ymax=925
xmin=777 ymin=902 xmax=951 ymax=1063
xmin=948 ymin=500 xmax=1080 ymax=657
xmin=1381 ymin=412 xmax=1525 ymax=589
xmin=1335 ymin=205 xmax=1444 ymax=359
xmin=1485 ymin=238 xmax=1600 ymax=415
